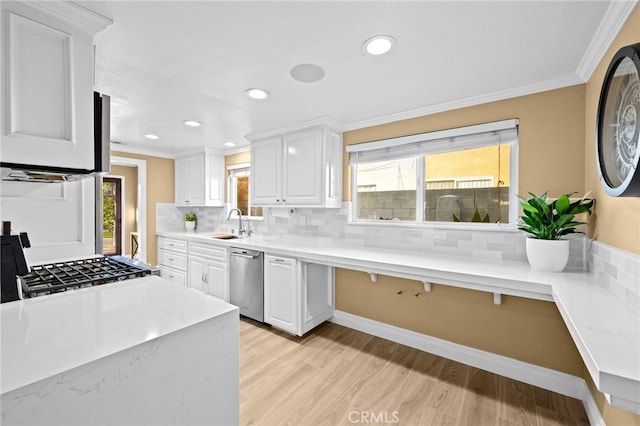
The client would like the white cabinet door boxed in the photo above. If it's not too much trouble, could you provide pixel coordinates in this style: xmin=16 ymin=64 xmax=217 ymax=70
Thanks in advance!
xmin=188 ymin=256 xmax=206 ymax=292
xmin=250 ymin=136 xmax=282 ymax=205
xmin=186 ymin=155 xmax=205 ymax=204
xmin=248 ymin=119 xmax=342 ymax=208
xmin=282 ymin=128 xmax=323 ymax=205
xmin=205 ymin=261 xmax=227 ymax=301
xmin=175 ymin=157 xmax=188 ymax=205
xmin=0 ymin=2 xmax=108 ymax=169
xmin=206 ymin=153 xmax=224 ymax=206
xmin=175 ymin=152 xmax=223 ymax=206
xmin=264 ymin=255 xmax=298 ymax=334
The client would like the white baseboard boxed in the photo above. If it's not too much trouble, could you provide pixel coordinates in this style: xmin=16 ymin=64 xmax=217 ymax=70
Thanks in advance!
xmin=330 ymin=310 xmax=604 ymax=426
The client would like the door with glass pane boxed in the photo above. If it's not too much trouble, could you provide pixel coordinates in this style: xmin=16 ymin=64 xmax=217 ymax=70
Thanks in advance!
xmin=102 ymin=177 xmax=122 ymax=255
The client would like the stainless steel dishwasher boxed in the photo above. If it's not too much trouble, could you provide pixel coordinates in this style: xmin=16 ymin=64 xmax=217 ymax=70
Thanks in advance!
xmin=229 ymin=247 xmax=264 ymax=322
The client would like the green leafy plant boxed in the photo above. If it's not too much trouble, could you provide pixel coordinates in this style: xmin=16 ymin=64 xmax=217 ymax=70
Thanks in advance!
xmin=517 ymin=192 xmax=594 ymax=240
xmin=184 ymin=212 xmax=197 ymax=222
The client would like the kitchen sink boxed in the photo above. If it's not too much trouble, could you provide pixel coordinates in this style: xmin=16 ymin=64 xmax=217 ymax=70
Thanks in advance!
xmin=209 ymin=233 xmax=241 ymax=240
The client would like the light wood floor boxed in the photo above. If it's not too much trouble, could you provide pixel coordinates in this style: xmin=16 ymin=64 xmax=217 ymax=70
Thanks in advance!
xmin=239 ymin=319 xmax=590 ymax=426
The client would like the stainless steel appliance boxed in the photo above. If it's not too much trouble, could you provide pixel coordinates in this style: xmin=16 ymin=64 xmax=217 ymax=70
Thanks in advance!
xmin=0 ymin=232 xmax=160 ymax=302
xmin=229 ymin=247 xmax=264 ymax=322
xmin=18 ymin=256 xmax=160 ymax=299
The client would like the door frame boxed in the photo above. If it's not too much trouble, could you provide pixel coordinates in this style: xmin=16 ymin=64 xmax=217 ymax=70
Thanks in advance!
xmin=110 ymin=156 xmax=147 ymax=263
xmin=103 ymin=175 xmax=125 ymax=256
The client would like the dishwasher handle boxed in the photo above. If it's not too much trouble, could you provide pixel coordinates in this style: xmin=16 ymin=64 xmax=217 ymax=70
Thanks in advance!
xmin=230 ymin=248 xmax=262 ymax=259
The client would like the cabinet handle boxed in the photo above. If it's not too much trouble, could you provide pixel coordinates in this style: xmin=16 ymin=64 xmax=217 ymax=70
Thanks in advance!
xmin=168 ymin=243 xmax=174 ymax=247
xmin=276 ymin=199 xmax=280 ymax=202
xmin=168 ymin=275 xmax=174 ymax=279
xmin=282 ymin=199 xmax=286 ymax=202
xmin=169 ymin=257 xmax=174 ymax=261
xmin=275 ymin=259 xmax=285 ymax=262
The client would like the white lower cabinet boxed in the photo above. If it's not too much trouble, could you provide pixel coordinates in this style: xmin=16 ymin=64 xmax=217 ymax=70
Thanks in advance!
xmin=264 ymin=254 xmax=334 ymax=336
xmin=188 ymin=243 xmax=228 ymax=302
xmin=157 ymin=237 xmax=188 ymax=287
xmin=264 ymin=255 xmax=298 ymax=334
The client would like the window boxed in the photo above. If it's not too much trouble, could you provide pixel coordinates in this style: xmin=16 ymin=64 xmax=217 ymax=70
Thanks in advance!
xmin=227 ymin=164 xmax=262 ymax=218
xmin=348 ymin=119 xmax=518 ymax=227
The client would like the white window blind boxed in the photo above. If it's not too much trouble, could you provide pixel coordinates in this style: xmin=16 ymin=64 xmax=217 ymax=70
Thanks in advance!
xmin=347 ymin=119 xmax=518 ymax=164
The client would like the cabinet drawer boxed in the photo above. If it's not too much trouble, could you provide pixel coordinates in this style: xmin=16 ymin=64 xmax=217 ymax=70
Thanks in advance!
xmin=160 ymin=267 xmax=187 ymax=287
xmin=158 ymin=238 xmax=187 ymax=252
xmin=158 ymin=250 xmax=187 ymax=270
xmin=189 ymin=243 xmax=227 ymax=261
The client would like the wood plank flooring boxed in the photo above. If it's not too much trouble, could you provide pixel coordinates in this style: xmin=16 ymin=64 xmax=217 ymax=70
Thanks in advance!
xmin=240 ymin=319 xmax=590 ymax=426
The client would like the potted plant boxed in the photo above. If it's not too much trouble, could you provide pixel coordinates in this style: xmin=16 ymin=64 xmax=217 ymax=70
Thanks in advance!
xmin=518 ymin=192 xmax=594 ymax=271
xmin=184 ymin=212 xmax=197 ymax=232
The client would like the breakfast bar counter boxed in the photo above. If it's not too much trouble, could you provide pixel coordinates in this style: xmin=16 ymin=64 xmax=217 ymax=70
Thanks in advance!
xmin=159 ymin=230 xmax=640 ymax=415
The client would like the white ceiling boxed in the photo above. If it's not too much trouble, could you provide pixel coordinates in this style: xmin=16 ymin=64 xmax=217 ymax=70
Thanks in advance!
xmin=89 ymin=1 xmax=635 ymax=157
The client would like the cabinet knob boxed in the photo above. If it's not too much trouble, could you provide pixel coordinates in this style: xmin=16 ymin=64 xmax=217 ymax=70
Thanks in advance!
xmin=276 ymin=199 xmax=280 ymax=202
xmin=282 ymin=199 xmax=286 ymax=202
xmin=169 ymin=257 xmax=174 ymax=261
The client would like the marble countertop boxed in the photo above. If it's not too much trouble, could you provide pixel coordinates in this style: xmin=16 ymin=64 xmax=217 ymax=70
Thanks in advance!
xmin=159 ymin=230 xmax=640 ymax=411
xmin=1 ymin=275 xmax=238 ymax=394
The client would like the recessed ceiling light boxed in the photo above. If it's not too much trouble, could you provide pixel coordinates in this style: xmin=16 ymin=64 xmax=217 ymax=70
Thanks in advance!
xmin=223 ymin=141 xmax=236 ymax=147
xmin=144 ymin=133 xmax=159 ymax=140
xmin=183 ymin=120 xmax=202 ymax=127
xmin=290 ymin=64 xmax=325 ymax=83
xmin=245 ymin=88 xmax=269 ymax=100
xmin=363 ymin=35 xmax=396 ymax=55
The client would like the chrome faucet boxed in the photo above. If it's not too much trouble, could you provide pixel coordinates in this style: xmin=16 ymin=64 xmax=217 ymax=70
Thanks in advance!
xmin=226 ymin=208 xmax=251 ymax=236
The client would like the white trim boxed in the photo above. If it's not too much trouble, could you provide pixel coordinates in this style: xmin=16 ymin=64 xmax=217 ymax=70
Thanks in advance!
xmin=111 ymin=156 xmax=147 ymax=263
xmin=342 ymin=76 xmax=580 ymax=132
xmin=111 ymin=143 xmax=176 ymax=159
xmin=576 ymin=1 xmax=638 ymax=81
xmin=227 ymin=162 xmax=250 ymax=172
xmin=330 ymin=310 xmax=605 ymax=426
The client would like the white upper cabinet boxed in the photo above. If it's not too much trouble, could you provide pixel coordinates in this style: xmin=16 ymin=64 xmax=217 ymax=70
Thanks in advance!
xmin=248 ymin=117 xmax=342 ymax=208
xmin=175 ymin=149 xmax=224 ymax=206
xmin=0 ymin=1 xmax=111 ymax=169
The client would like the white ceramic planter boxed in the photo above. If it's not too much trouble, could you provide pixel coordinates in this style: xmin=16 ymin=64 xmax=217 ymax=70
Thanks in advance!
xmin=525 ymin=238 xmax=570 ymax=272
xmin=185 ymin=221 xmax=196 ymax=232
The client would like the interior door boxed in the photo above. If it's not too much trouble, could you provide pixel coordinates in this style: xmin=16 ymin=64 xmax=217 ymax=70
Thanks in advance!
xmin=102 ymin=177 xmax=122 ymax=256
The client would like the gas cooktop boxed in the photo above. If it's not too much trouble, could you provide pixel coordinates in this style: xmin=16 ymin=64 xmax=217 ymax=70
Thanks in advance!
xmin=19 ymin=256 xmax=159 ymax=299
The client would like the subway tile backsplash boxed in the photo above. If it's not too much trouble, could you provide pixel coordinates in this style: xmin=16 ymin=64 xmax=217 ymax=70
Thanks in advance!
xmin=157 ymin=202 xmax=639 ymax=312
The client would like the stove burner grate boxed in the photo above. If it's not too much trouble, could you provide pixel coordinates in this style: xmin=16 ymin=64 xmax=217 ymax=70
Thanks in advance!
xmin=20 ymin=257 xmax=153 ymax=298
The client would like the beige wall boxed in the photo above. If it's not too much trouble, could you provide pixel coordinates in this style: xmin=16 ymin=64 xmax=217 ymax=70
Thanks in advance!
xmin=338 ymin=7 xmax=640 ymax=424
xmin=110 ymin=165 xmax=138 ymax=256
xmin=112 ymin=151 xmax=174 ymax=266
xmin=585 ymin=6 xmax=640 ymax=256
xmin=343 ymin=84 xmax=586 ymax=201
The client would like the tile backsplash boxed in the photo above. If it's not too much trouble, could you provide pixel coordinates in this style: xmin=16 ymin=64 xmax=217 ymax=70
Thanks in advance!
xmin=157 ymin=202 xmax=588 ymax=266
xmin=157 ymin=202 xmax=639 ymax=311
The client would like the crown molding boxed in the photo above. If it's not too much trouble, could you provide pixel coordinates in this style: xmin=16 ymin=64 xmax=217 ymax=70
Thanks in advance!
xmin=576 ymin=0 xmax=638 ymax=81
xmin=20 ymin=1 xmax=113 ymax=34
xmin=110 ymin=143 xmax=176 ymax=160
xmin=343 ymin=74 xmax=583 ymax=132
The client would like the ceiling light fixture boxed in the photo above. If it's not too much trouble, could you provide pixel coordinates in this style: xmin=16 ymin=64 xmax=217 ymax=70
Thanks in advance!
xmin=223 ymin=141 xmax=236 ymax=147
xmin=183 ymin=120 xmax=202 ymax=127
xmin=363 ymin=35 xmax=396 ymax=55
xmin=290 ymin=63 xmax=325 ymax=83
xmin=245 ymin=88 xmax=269 ymax=100
xmin=144 ymin=133 xmax=159 ymax=140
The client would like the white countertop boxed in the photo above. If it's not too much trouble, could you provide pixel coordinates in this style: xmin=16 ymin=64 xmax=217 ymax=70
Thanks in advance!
xmin=1 ymin=275 xmax=237 ymax=394
xmin=160 ymin=230 xmax=640 ymax=411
